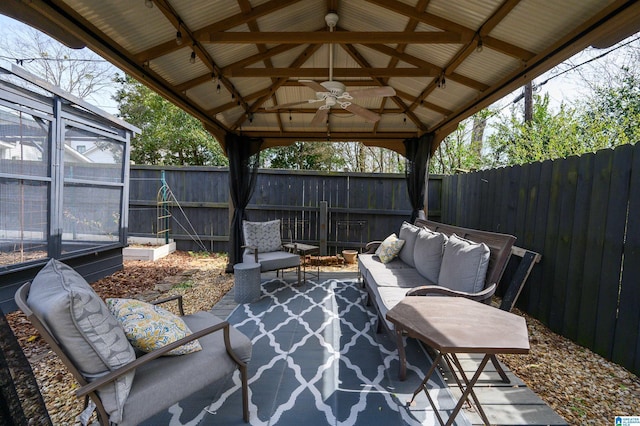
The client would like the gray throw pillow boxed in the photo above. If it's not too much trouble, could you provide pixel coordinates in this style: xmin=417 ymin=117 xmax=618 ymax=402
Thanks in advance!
xmin=243 ymin=219 xmax=282 ymax=253
xmin=413 ymin=228 xmax=447 ymax=283
xmin=438 ymin=234 xmax=490 ymax=293
xmin=398 ymin=221 xmax=421 ymax=267
xmin=27 ymin=259 xmax=135 ymax=424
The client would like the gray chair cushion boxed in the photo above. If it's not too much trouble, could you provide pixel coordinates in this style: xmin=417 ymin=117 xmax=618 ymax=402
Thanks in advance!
xmin=243 ymin=219 xmax=282 ymax=253
xmin=438 ymin=234 xmax=490 ymax=293
xmin=120 ymin=311 xmax=252 ymax=426
xmin=398 ymin=221 xmax=421 ymax=267
xmin=243 ymin=250 xmax=300 ymax=272
xmin=27 ymin=259 xmax=135 ymax=424
xmin=413 ymin=228 xmax=447 ymax=283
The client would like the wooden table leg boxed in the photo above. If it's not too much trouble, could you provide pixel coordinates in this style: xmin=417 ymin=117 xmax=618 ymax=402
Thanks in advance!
xmin=446 ymin=354 xmax=492 ymax=426
xmin=395 ymin=328 xmax=407 ymax=380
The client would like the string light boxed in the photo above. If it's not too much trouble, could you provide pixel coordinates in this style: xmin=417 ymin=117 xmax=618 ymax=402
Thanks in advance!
xmin=189 ymin=51 xmax=196 ymax=64
xmin=216 ymin=83 xmax=221 ymax=94
xmin=289 ymin=111 xmax=292 ymax=122
xmin=476 ymin=36 xmax=483 ymax=53
xmin=176 ymin=30 xmax=183 ymax=45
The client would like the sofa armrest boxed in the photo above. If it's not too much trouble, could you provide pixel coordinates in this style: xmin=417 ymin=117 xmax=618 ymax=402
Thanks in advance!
xmin=405 ymin=282 xmax=497 ymax=302
xmin=76 ymin=320 xmax=244 ymax=398
xmin=241 ymin=245 xmax=259 ymax=263
xmin=151 ymin=294 xmax=184 ymax=316
xmin=364 ymin=241 xmax=382 ymax=254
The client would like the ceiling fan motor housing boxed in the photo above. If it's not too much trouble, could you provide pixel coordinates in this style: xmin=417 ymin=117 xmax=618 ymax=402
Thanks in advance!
xmin=319 ymin=81 xmax=346 ymax=96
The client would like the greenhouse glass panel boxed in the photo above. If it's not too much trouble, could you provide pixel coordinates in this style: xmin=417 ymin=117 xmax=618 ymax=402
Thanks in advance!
xmin=62 ymin=184 xmax=121 ymax=252
xmin=63 ymin=126 xmax=124 ymax=183
xmin=0 ymin=178 xmax=48 ymax=266
xmin=0 ymin=106 xmax=50 ymax=177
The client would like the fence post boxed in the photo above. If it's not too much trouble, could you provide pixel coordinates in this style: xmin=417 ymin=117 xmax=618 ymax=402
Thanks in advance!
xmin=319 ymin=201 xmax=328 ymax=255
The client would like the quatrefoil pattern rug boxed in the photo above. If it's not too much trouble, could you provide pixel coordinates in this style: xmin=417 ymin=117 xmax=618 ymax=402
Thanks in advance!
xmin=146 ymin=278 xmax=469 ymax=426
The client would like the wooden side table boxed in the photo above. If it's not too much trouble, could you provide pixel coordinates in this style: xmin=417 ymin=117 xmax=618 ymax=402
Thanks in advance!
xmin=283 ymin=242 xmax=320 ymax=281
xmin=386 ymin=296 xmax=529 ymax=426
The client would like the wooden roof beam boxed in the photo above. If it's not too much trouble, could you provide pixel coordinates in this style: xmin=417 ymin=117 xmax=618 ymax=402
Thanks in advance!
xmin=199 ymin=31 xmax=467 ymax=44
xmin=225 ymin=68 xmax=440 ymax=77
xmin=136 ymin=0 xmax=301 ymax=62
xmin=365 ymin=0 xmax=535 ymax=60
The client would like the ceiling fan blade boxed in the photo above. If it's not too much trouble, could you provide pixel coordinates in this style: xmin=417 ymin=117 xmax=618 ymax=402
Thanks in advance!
xmin=265 ymin=99 xmax=322 ymax=111
xmin=342 ymin=103 xmax=380 ymax=123
xmin=300 ymin=80 xmax=329 ymax=93
xmin=347 ymin=86 xmax=397 ymax=99
xmin=311 ymin=107 xmax=329 ymax=126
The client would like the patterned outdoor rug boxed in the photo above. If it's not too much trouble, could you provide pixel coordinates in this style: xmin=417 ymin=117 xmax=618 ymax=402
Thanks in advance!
xmin=144 ymin=278 xmax=469 ymax=425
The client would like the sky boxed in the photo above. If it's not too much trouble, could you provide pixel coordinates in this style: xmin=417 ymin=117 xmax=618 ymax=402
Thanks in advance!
xmin=0 ymin=13 xmax=637 ymax=120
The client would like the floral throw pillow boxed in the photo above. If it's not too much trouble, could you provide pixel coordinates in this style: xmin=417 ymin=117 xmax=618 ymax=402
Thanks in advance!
xmin=106 ymin=298 xmax=202 ymax=356
xmin=375 ymin=233 xmax=406 ymax=264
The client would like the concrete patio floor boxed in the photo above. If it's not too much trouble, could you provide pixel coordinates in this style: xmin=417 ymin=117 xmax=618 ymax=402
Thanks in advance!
xmin=211 ymin=270 xmax=567 ymax=426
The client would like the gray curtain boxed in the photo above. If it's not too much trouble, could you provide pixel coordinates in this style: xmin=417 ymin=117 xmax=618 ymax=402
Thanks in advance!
xmin=225 ymin=133 xmax=263 ymax=271
xmin=0 ymin=305 xmax=52 ymax=426
xmin=403 ymin=133 xmax=433 ymax=223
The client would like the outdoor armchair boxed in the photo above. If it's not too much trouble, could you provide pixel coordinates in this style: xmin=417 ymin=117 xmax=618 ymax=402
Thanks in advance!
xmin=14 ymin=259 xmax=252 ymax=425
xmin=242 ymin=219 xmax=301 ymax=285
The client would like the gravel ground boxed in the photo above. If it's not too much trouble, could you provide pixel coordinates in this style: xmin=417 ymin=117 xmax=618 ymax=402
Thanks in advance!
xmin=7 ymin=251 xmax=640 ymax=425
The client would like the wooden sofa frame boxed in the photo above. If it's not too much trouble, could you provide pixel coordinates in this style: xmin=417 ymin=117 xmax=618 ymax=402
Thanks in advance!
xmin=362 ymin=219 xmax=540 ymax=382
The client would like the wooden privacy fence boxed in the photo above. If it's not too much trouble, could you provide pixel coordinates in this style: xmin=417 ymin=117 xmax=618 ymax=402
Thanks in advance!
xmin=128 ymin=166 xmax=443 ymax=256
xmin=440 ymin=142 xmax=640 ymax=376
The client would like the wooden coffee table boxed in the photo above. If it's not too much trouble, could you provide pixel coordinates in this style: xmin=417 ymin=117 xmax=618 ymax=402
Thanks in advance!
xmin=386 ymin=296 xmax=529 ymax=426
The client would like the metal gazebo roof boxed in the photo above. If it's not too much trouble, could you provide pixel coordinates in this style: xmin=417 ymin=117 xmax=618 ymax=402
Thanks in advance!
xmin=3 ymin=0 xmax=639 ymax=155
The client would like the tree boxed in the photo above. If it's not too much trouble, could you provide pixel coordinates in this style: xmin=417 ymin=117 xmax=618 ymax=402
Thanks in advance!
xmin=1 ymin=26 xmax=115 ymax=102
xmin=262 ymin=142 xmax=344 ymax=170
xmin=430 ymin=116 xmax=487 ymax=174
xmin=114 ymin=75 xmax=227 ymax=166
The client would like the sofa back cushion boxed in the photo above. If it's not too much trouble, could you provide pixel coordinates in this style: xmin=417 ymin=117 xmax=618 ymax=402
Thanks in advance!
xmin=27 ymin=259 xmax=135 ymax=424
xmin=398 ymin=221 xmax=421 ymax=267
xmin=413 ymin=228 xmax=447 ymax=283
xmin=243 ymin=219 xmax=282 ymax=253
xmin=438 ymin=234 xmax=490 ymax=293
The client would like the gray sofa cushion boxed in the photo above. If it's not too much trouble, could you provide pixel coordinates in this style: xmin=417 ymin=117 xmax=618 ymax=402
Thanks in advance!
xmin=438 ymin=234 xmax=490 ymax=293
xmin=370 ymin=286 xmax=416 ymax=331
xmin=366 ymin=261 xmax=431 ymax=289
xmin=120 ymin=311 xmax=252 ymax=426
xmin=27 ymin=259 xmax=135 ymax=424
xmin=397 ymin=221 xmax=421 ymax=267
xmin=413 ymin=228 xmax=447 ymax=283
xmin=244 ymin=250 xmax=300 ymax=272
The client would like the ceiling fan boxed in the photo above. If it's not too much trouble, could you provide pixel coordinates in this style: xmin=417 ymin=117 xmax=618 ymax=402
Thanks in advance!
xmin=266 ymin=12 xmax=396 ymax=126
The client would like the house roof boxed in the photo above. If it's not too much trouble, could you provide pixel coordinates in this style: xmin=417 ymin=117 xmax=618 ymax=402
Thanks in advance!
xmin=4 ymin=0 xmax=640 ymax=155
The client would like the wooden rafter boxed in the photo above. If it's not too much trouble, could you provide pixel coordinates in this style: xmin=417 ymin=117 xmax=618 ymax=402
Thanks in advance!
xmin=198 ymin=31 xmax=467 ymax=44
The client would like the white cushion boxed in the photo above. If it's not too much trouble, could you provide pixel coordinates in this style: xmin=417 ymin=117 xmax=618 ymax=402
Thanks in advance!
xmin=243 ymin=219 xmax=282 ymax=253
xmin=375 ymin=233 xmax=405 ymax=264
xmin=413 ymin=228 xmax=447 ymax=283
xmin=438 ymin=234 xmax=490 ymax=293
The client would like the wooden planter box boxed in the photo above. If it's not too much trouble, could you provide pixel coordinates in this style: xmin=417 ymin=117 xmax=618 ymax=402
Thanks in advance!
xmin=123 ymin=237 xmax=176 ymax=261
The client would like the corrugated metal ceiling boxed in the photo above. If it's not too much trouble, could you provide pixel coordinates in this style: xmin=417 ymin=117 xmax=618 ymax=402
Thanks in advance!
xmin=17 ymin=0 xmax=639 ymax=154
